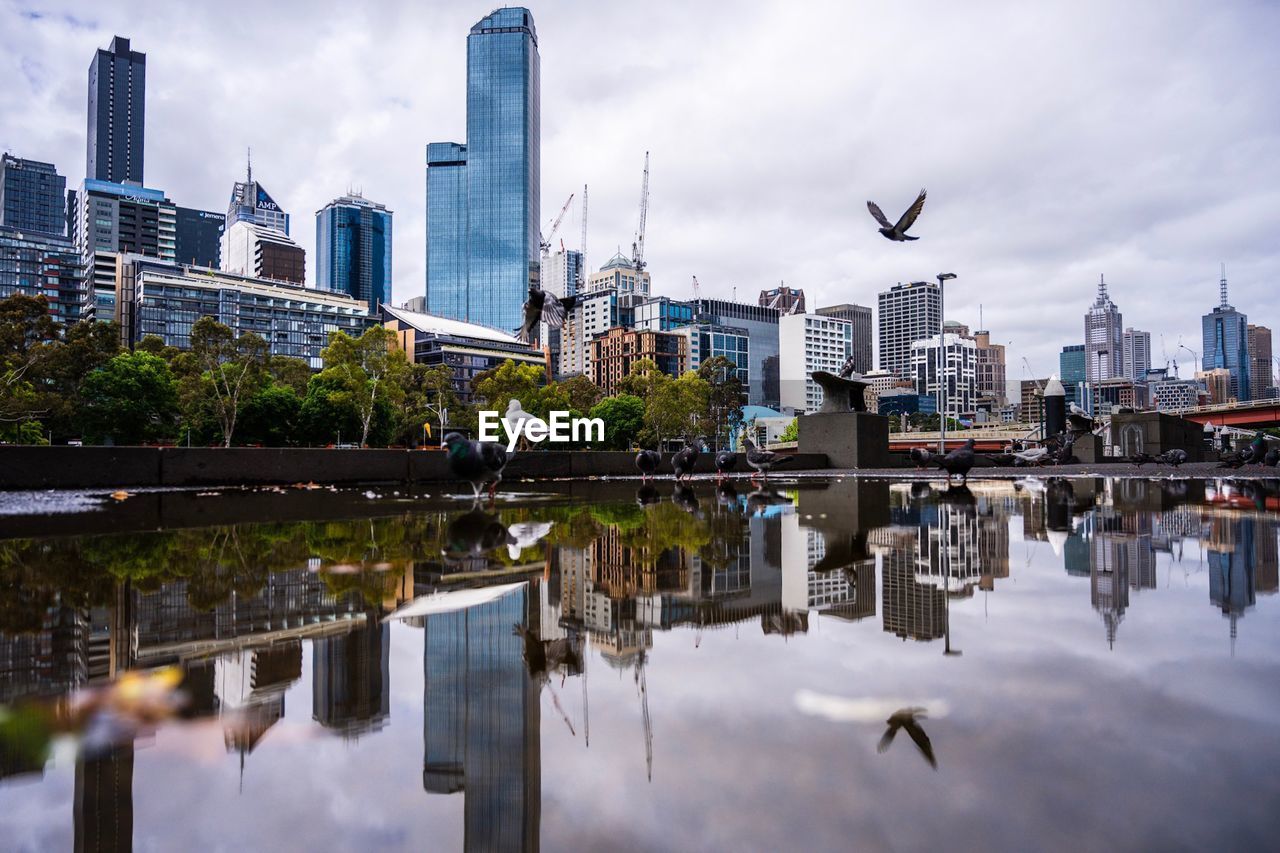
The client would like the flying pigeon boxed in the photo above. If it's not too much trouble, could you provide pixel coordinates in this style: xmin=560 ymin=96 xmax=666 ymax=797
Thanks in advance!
xmin=935 ymin=438 xmax=976 ymax=484
xmin=877 ymin=707 xmax=937 ymax=769
xmin=516 ymin=286 xmax=578 ymax=343
xmin=867 ymin=189 xmax=927 ymax=242
xmin=743 ymin=437 xmax=792 ymax=480
xmin=671 ymin=439 xmax=701 ymax=482
xmin=634 ymin=449 xmax=662 ymax=481
xmin=444 ymin=432 xmax=509 ymax=501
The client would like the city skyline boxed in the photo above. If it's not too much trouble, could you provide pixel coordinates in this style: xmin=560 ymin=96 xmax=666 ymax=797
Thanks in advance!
xmin=1 ymin=1 xmax=1278 ymax=375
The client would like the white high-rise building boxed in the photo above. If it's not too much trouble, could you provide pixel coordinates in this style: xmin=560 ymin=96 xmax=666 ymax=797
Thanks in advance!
xmin=779 ymin=313 xmax=852 ymax=412
xmin=911 ymin=333 xmax=977 ymax=419
xmin=1122 ymin=328 xmax=1151 ymax=383
xmin=1085 ymin=276 xmax=1124 ymax=384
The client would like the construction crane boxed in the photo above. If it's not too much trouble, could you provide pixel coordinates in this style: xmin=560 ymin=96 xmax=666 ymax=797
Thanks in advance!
xmin=631 ymin=152 xmax=650 ymax=271
xmin=691 ymin=275 xmax=701 ymax=300
xmin=539 ymin=193 xmax=574 ymax=261
xmin=635 ymin=651 xmax=652 ymax=781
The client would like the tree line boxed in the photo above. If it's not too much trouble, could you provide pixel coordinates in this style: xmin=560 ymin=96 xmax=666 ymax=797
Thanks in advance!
xmin=0 ymin=294 xmax=744 ymax=449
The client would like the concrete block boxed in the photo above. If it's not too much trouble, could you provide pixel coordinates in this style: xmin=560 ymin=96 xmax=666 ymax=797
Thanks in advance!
xmin=797 ymin=412 xmax=890 ymax=469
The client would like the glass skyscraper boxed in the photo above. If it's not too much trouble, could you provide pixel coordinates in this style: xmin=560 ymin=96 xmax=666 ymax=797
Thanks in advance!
xmin=87 ymin=36 xmax=146 ymax=185
xmin=426 ymin=8 xmax=540 ymax=334
xmin=1202 ymin=270 xmax=1251 ymax=401
xmin=316 ymin=193 xmax=393 ymax=310
xmin=1 ymin=155 xmax=67 ymax=235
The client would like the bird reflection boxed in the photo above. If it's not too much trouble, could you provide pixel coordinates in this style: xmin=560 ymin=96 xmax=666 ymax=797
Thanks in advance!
xmin=877 ymin=707 xmax=937 ymax=769
xmin=746 ymin=487 xmax=792 ymax=516
xmin=635 ymin=483 xmax=661 ymax=506
xmin=672 ymin=484 xmax=702 ymax=516
xmin=442 ymin=509 xmax=553 ymax=568
xmin=909 ymin=482 xmax=934 ymax=502
xmin=936 ymin=484 xmax=975 ymax=507
xmin=715 ymin=482 xmax=739 ymax=510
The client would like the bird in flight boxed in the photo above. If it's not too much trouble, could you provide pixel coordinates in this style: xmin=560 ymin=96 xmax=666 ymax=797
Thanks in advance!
xmin=517 ymin=286 xmax=578 ymax=344
xmin=867 ymin=189 xmax=927 ymax=241
xmin=877 ymin=707 xmax=937 ymax=769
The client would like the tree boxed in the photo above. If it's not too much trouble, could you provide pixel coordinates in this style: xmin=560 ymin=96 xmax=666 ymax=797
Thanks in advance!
xmin=395 ymin=362 xmax=457 ymax=447
xmin=589 ymin=394 xmax=644 ymax=449
xmin=0 ymin=295 xmax=59 ymax=435
xmin=38 ymin=319 xmax=121 ymax=440
xmin=558 ymin=374 xmax=603 ymax=414
xmin=318 ymin=327 xmax=408 ymax=446
xmin=268 ymin=355 xmax=313 ymax=396
xmin=183 ymin=317 xmax=268 ymax=447
xmin=79 ymin=351 xmax=178 ymax=445
xmin=238 ymin=384 xmax=303 ymax=446
xmin=697 ymin=356 xmax=745 ymax=450
xmin=643 ymin=371 xmax=708 ymax=448
xmin=779 ymin=418 xmax=799 ymax=442
xmin=473 ymin=359 xmax=545 ymax=414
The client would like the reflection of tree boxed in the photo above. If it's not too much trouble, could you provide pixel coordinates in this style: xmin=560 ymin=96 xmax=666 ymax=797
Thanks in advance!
xmin=618 ymin=502 xmax=713 ymax=557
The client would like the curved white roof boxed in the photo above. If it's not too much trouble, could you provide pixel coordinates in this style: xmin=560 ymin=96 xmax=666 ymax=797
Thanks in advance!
xmin=383 ymin=303 xmax=524 ymax=345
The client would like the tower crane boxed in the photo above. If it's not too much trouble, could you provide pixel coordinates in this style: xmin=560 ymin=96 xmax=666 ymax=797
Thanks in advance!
xmin=539 ymin=193 xmax=575 ymax=261
xmin=631 ymin=152 xmax=650 ymax=271
xmin=691 ymin=275 xmax=701 ymax=300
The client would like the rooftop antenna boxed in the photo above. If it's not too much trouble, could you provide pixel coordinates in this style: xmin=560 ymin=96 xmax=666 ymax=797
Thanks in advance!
xmin=1097 ymin=273 xmax=1107 ymax=300
xmin=979 ymin=303 xmax=983 ymax=330
xmin=246 ymin=148 xmax=252 ymax=183
xmin=1219 ymin=262 xmax=1229 ymax=308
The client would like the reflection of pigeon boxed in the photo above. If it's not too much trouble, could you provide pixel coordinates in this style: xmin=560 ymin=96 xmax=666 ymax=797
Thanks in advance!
xmin=743 ymin=438 xmax=792 ymax=480
xmin=867 ymin=189 xmax=927 ymax=241
xmin=445 ymin=432 xmax=509 ymax=501
xmin=715 ymin=482 xmax=738 ymax=508
xmin=506 ymin=521 xmax=553 ymax=560
xmin=672 ymin=440 xmax=701 ymax=482
xmin=671 ymin=484 xmax=701 ymax=516
xmin=1265 ymin=447 xmax=1280 ymax=468
xmin=517 ymin=286 xmax=577 ymax=343
xmin=936 ymin=439 xmax=976 ymax=484
xmin=1160 ymin=449 xmax=1188 ymax=467
xmin=746 ymin=487 xmax=792 ymax=515
xmin=715 ymin=450 xmax=738 ymax=479
xmin=635 ymin=449 xmax=662 ymax=481
xmin=877 ymin=707 xmax=936 ymax=769
xmin=635 ymin=483 xmax=661 ymax=506
xmin=1130 ymin=452 xmax=1155 ymax=467
xmin=444 ymin=509 xmax=509 ymax=560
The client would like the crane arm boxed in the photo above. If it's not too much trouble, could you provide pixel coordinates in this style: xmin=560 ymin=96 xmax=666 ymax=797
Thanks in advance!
xmin=632 ymin=152 xmax=650 ymax=270
xmin=540 ymin=193 xmax=575 ymax=255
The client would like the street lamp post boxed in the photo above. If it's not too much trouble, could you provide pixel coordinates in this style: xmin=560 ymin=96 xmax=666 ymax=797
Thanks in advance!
xmin=936 ymin=273 xmax=957 ymax=455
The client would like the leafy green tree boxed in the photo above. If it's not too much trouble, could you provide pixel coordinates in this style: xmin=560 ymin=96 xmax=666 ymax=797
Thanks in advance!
xmin=181 ymin=317 xmax=269 ymax=447
xmin=473 ymin=359 xmax=545 ymax=414
xmin=779 ymin=418 xmax=799 ymax=442
xmin=395 ymin=362 xmax=457 ymax=447
xmin=558 ymin=374 xmax=603 ymax=414
xmin=238 ymin=384 xmax=303 ymax=446
xmin=698 ymin=356 xmax=745 ymax=449
xmin=589 ymin=394 xmax=644 ymax=449
xmin=298 ymin=373 xmax=362 ymax=445
xmin=644 ymin=371 xmax=708 ymax=448
xmin=318 ymin=327 xmax=407 ymax=446
xmin=268 ymin=355 xmax=313 ymax=396
xmin=80 ymin=351 xmax=178 ymax=444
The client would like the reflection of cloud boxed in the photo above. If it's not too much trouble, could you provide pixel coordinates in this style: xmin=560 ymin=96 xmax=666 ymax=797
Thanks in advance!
xmin=793 ymin=690 xmax=950 ymax=724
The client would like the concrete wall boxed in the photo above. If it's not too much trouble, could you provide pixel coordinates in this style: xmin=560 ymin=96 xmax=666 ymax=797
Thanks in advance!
xmin=0 ymin=447 xmax=829 ymax=490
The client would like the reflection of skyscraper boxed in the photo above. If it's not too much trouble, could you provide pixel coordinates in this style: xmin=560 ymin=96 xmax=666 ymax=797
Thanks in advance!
xmin=1253 ymin=518 xmax=1278 ymax=595
xmin=1208 ymin=517 xmax=1257 ymax=642
xmin=423 ymin=586 xmax=540 ymax=851
xmin=74 ymin=742 xmax=134 ymax=853
xmin=880 ymin=530 xmax=946 ymax=641
xmin=312 ymin=619 xmax=390 ymax=737
xmin=1090 ymin=520 xmax=1131 ymax=648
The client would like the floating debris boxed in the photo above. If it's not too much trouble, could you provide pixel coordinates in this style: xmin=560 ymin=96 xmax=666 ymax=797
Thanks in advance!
xmin=110 ymin=490 xmax=131 ymax=501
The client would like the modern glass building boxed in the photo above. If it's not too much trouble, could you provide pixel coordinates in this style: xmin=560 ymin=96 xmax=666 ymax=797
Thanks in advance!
xmin=0 ymin=226 xmax=82 ymax=324
xmin=174 ymin=206 xmax=224 ymax=268
xmin=426 ymin=9 xmax=540 ymax=334
xmin=693 ymin=298 xmax=781 ymax=408
xmin=316 ymin=193 xmax=392 ymax=310
xmin=1202 ymin=271 xmax=1251 ymax=401
xmin=1 ymin=155 xmax=67 ymax=235
xmin=74 ymin=178 xmax=175 ymax=323
xmin=1060 ymin=343 xmax=1087 ymax=407
xmin=87 ymin=36 xmax=146 ymax=185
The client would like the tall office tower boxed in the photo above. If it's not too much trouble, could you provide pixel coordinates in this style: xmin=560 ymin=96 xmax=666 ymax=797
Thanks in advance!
xmin=1201 ymin=269 xmax=1250 ymax=401
xmin=1060 ymin=343 xmax=1087 ymax=407
xmin=87 ymin=36 xmax=145 ymax=185
xmin=542 ymin=247 xmax=582 ymax=299
xmin=221 ymin=167 xmax=304 ymax=284
xmin=173 ymin=207 xmax=224 ymax=268
xmin=779 ymin=313 xmax=852 ymax=412
xmin=759 ymin=284 xmax=806 ymax=315
xmin=816 ymin=303 xmax=873 ymax=374
xmin=224 ymin=166 xmax=290 ymax=234
xmin=425 ymin=9 xmax=539 ymax=333
xmin=1 ymin=155 xmax=67 ymax=234
xmin=911 ymin=333 xmax=978 ymax=420
xmin=877 ymin=281 xmax=941 ymax=379
xmin=312 ymin=620 xmax=390 ymax=738
xmin=316 ymin=193 xmax=393 ymax=310
xmin=968 ymin=330 xmax=1007 ymax=407
xmin=1084 ymin=275 xmax=1123 ymax=384
xmin=1247 ymin=324 xmax=1273 ymax=399
xmin=0 ymin=226 xmax=83 ymax=324
xmin=75 ymin=179 xmax=175 ymax=322
xmin=692 ymin=298 xmax=781 ymax=408
xmin=587 ymin=252 xmax=649 ymax=296
xmin=1122 ymin=328 xmax=1151 ymax=383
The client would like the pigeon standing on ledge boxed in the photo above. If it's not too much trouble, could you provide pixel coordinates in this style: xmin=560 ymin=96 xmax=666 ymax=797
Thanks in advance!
xmin=743 ymin=438 xmax=792 ymax=480
xmin=444 ymin=432 xmax=509 ymax=501
xmin=908 ymin=447 xmax=934 ymax=470
xmin=634 ymin=449 xmax=662 ymax=481
xmin=935 ymin=438 xmax=976 ymax=484
xmin=715 ymin=449 xmax=738 ymax=480
xmin=1160 ymin=449 xmax=1188 ymax=467
xmin=867 ymin=189 xmax=927 ymax=242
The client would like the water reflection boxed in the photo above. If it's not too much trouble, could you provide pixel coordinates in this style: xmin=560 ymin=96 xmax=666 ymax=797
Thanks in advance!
xmin=0 ymin=476 xmax=1278 ymax=849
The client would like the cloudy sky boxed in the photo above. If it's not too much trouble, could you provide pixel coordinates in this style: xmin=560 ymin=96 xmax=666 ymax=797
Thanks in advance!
xmin=2 ymin=0 xmax=1278 ymax=379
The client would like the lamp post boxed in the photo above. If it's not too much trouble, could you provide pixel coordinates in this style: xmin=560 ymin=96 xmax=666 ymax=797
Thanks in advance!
xmin=936 ymin=273 xmax=957 ymax=455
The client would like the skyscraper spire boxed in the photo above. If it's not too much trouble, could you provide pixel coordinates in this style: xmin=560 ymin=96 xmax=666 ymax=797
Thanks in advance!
xmin=1098 ymin=273 xmax=1107 ymax=300
xmin=246 ymin=147 xmax=252 ymax=184
xmin=1219 ymin=262 xmax=1228 ymax=308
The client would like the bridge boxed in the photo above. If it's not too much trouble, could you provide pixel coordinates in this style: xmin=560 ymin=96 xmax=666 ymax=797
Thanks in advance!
xmin=1171 ymin=398 xmax=1280 ymax=429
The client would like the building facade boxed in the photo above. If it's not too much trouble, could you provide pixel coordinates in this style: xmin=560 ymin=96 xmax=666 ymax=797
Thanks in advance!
xmin=74 ymin=178 xmax=175 ymax=322
xmin=87 ymin=36 xmax=145 ymax=185
xmin=878 ymin=281 xmax=940 ymax=379
xmin=1197 ymin=368 xmax=1234 ymax=405
xmin=1 ymin=155 xmax=67 ymax=235
xmin=693 ymin=298 xmax=780 ymax=409
xmin=1152 ymin=377 xmax=1203 ymax=412
xmin=1060 ymin=344 xmax=1086 ymax=408
xmin=1122 ymin=328 xmax=1151 ymax=383
xmin=0 ymin=226 xmax=83 ymax=324
xmin=589 ymin=327 xmax=686 ymax=395
xmin=225 ymin=173 xmax=290 ymax=235
xmin=1201 ymin=272 xmax=1250 ymax=401
xmin=779 ymin=313 xmax=852 ymax=412
xmin=759 ymin=285 xmax=805 ymax=315
xmin=587 ymin=252 xmax=650 ymax=297
xmin=382 ymin=304 xmax=544 ymax=406
xmin=558 ymin=287 xmax=628 ymax=377
xmin=425 ymin=9 xmax=540 ymax=334
xmin=174 ymin=207 xmax=224 ymax=268
xmin=634 ymin=295 xmax=694 ymax=332
xmin=911 ymin=333 xmax=978 ymax=420
xmin=316 ymin=193 xmax=392 ymax=310
xmin=673 ymin=324 xmax=749 ymax=384
xmin=222 ymin=221 xmax=305 ymax=285
xmin=1247 ymin=324 xmax=1273 ymax=400
xmin=816 ymin=303 xmax=873 ymax=374
xmin=1085 ymin=276 xmax=1123 ymax=385
xmin=117 ymin=257 xmax=373 ymax=368
xmin=970 ymin=330 xmax=1007 ymax=407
